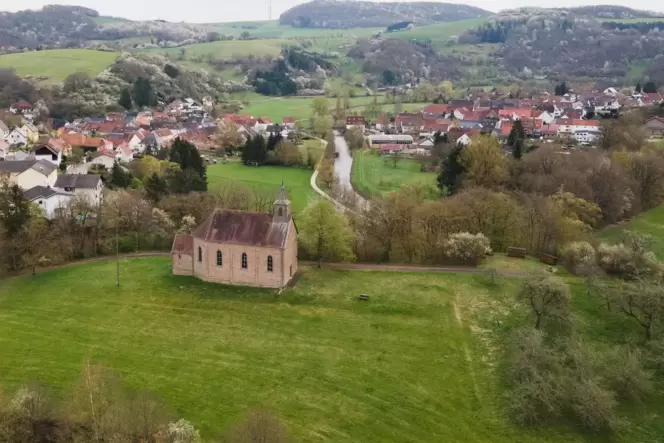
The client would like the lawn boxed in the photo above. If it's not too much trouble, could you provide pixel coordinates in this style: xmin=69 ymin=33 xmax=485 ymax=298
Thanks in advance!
xmin=351 ymin=149 xmax=437 ymax=198
xmin=0 ymin=49 xmax=120 ymax=83
xmin=207 ymin=161 xmax=316 ymax=213
xmin=1 ymin=257 xmax=663 ymax=441
xmin=598 ymin=204 xmax=664 ymax=260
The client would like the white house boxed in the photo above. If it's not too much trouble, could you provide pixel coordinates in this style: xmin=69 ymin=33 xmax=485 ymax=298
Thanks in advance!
xmin=33 ymin=143 xmax=63 ymax=166
xmin=556 ymin=119 xmax=601 ymax=135
xmin=7 ymin=128 xmax=27 ymax=146
xmin=0 ymin=160 xmax=58 ymax=190
xmin=54 ymin=174 xmax=103 ymax=206
xmin=457 ymin=134 xmax=472 ymax=146
xmin=90 ymin=152 xmax=117 ymax=170
xmin=535 ymin=111 xmax=555 ymax=125
xmin=0 ymin=139 xmax=8 ymax=159
xmin=23 ymin=186 xmax=74 ymax=219
xmin=0 ymin=120 xmax=9 ymax=140
xmin=574 ymin=130 xmax=601 ymax=144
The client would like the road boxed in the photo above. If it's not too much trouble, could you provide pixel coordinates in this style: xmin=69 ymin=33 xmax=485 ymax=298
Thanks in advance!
xmin=334 ymin=132 xmax=367 ymax=208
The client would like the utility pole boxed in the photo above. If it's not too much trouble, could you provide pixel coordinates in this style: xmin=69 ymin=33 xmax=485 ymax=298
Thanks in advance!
xmin=115 ymin=219 xmax=120 ymax=287
xmin=268 ymin=0 xmax=272 ymax=20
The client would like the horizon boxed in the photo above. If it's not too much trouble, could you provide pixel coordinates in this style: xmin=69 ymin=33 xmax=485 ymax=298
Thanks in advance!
xmin=3 ymin=0 xmax=664 ymax=24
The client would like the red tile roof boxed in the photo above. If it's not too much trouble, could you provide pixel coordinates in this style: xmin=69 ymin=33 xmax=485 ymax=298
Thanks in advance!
xmin=423 ymin=104 xmax=451 ymax=115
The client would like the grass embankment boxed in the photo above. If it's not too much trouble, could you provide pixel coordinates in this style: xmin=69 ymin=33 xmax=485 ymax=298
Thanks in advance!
xmin=0 ymin=49 xmax=119 ymax=83
xmin=350 ymin=149 xmax=437 ymax=198
xmin=207 ymin=143 xmax=322 ymax=214
xmin=391 ymin=18 xmax=488 ymax=51
xmin=599 ymin=204 xmax=664 ymax=260
xmin=1 ymin=257 xmax=663 ymax=441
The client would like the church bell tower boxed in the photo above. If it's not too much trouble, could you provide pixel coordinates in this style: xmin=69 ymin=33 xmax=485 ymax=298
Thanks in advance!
xmin=273 ymin=184 xmax=291 ymax=223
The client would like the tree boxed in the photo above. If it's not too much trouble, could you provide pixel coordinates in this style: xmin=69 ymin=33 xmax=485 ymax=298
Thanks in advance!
xmin=643 ymin=81 xmax=658 ymax=94
xmin=437 ymin=144 xmax=465 ymax=194
xmin=460 ymin=135 xmax=507 ymax=189
xmin=241 ymin=135 xmax=267 ymax=166
xmin=311 ymin=97 xmax=329 ymax=118
xmin=312 ymin=114 xmax=333 ymax=139
xmin=214 ymin=123 xmax=244 ymax=150
xmin=389 ymin=151 xmax=402 ymax=169
xmin=513 ymin=137 xmax=524 ymax=160
xmin=317 ymin=159 xmax=335 ymax=188
xmin=635 ymin=81 xmax=642 ymax=93
xmin=274 ymin=140 xmax=301 ymax=166
xmin=507 ymin=119 xmax=525 ymax=147
xmin=554 ymin=81 xmax=568 ymax=96
xmin=63 ymin=72 xmax=92 ymax=93
xmin=110 ymin=163 xmax=133 ymax=189
xmin=132 ymin=77 xmax=155 ymax=108
xmin=517 ymin=274 xmax=571 ymax=329
xmin=227 ymin=408 xmax=290 ymax=443
xmin=613 ymin=279 xmax=664 ymax=341
xmin=163 ymin=64 xmax=180 ymax=79
xmin=0 ymin=180 xmax=32 ymax=235
xmin=299 ymin=199 xmax=355 ymax=267
xmin=169 ymin=138 xmax=207 ymax=190
xmin=144 ymin=172 xmax=169 ymax=202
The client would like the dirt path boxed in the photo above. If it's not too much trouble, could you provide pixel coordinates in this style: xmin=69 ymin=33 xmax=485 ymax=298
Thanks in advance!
xmin=3 ymin=253 xmax=527 ymax=280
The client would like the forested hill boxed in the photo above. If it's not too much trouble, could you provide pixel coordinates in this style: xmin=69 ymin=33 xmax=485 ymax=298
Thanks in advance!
xmin=279 ymin=0 xmax=490 ymax=29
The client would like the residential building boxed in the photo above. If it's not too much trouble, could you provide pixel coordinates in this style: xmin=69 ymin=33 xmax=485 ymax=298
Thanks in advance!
xmin=89 ymin=152 xmax=116 ymax=169
xmin=172 ymin=186 xmax=298 ymax=289
xmin=54 ymin=174 xmax=103 ymax=206
xmin=645 ymin=117 xmax=664 ymax=139
xmin=0 ymin=120 xmax=9 ymax=140
xmin=7 ymin=127 xmax=27 ymax=146
xmin=21 ymin=123 xmax=39 ymax=144
xmin=0 ymin=139 xmax=8 ymax=159
xmin=573 ymin=130 xmax=601 ymax=143
xmin=0 ymin=160 xmax=57 ymax=190
xmin=23 ymin=186 xmax=74 ymax=219
xmin=346 ymin=116 xmax=365 ymax=130
xmin=9 ymin=101 xmax=33 ymax=115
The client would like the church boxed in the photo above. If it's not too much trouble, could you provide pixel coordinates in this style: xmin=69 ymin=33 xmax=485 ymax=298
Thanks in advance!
xmin=171 ymin=185 xmax=298 ymax=288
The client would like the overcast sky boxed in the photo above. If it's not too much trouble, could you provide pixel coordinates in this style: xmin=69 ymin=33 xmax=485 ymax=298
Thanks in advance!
xmin=5 ymin=0 xmax=664 ymax=23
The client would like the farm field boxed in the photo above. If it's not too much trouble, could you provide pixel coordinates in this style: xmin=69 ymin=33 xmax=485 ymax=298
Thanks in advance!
xmin=599 ymin=204 xmax=664 ymax=260
xmin=208 ymin=20 xmax=380 ymax=39
xmin=207 ymin=161 xmax=316 ymax=213
xmin=351 ymin=149 xmax=437 ymax=198
xmin=1 ymin=257 xmax=663 ymax=441
xmin=0 ymin=49 xmax=119 ymax=83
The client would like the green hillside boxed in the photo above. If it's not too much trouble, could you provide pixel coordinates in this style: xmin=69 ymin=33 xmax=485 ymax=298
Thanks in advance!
xmin=142 ymin=39 xmax=291 ymax=60
xmin=599 ymin=204 xmax=664 ymax=260
xmin=390 ymin=18 xmax=488 ymax=50
xmin=0 ymin=49 xmax=119 ymax=83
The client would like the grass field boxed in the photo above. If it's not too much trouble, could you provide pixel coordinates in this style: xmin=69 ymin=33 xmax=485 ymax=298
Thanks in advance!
xmin=1 ymin=256 xmax=664 ymax=441
xmin=601 ymin=17 xmax=664 ymax=23
xmin=208 ymin=20 xmax=380 ymax=39
xmin=599 ymin=204 xmax=664 ymax=260
xmin=391 ymin=18 xmax=488 ymax=51
xmin=351 ymin=149 xmax=437 ymax=198
xmin=144 ymin=39 xmax=291 ymax=60
xmin=207 ymin=161 xmax=316 ymax=213
xmin=240 ymin=96 xmax=427 ymax=122
xmin=0 ymin=49 xmax=119 ymax=83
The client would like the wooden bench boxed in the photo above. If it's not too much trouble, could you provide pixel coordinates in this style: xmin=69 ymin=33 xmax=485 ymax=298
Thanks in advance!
xmin=507 ymin=247 xmax=527 ymax=258
xmin=538 ymin=253 xmax=559 ymax=266
xmin=359 ymin=294 xmax=369 ymax=301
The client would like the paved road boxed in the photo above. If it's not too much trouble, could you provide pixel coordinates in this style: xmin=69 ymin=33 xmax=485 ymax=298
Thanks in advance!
xmin=333 ymin=132 xmax=367 ymax=207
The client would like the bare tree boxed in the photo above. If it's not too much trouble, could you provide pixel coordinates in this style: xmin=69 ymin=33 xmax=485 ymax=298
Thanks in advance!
xmin=613 ymin=279 xmax=664 ymax=341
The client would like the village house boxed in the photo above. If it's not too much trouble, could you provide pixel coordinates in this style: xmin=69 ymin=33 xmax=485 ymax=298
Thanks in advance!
xmin=281 ymin=117 xmax=296 ymax=130
xmin=54 ymin=174 xmax=104 ymax=206
xmin=645 ymin=117 xmax=664 ymax=139
xmin=7 ymin=127 xmax=28 ymax=146
xmin=0 ymin=120 xmax=9 ymax=140
xmin=0 ymin=160 xmax=57 ymax=190
xmin=21 ymin=123 xmax=39 ymax=144
xmin=556 ymin=118 xmax=600 ymax=136
xmin=89 ymin=152 xmax=117 ymax=170
xmin=23 ymin=186 xmax=74 ymax=219
xmin=346 ymin=116 xmax=366 ymax=130
xmin=172 ymin=186 xmax=298 ymax=289
xmin=9 ymin=101 xmax=33 ymax=115
xmin=0 ymin=139 xmax=8 ymax=159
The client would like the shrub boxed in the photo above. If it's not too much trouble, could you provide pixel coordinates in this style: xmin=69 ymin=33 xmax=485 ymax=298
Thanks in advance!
xmin=568 ymin=378 xmax=619 ymax=433
xmin=604 ymin=347 xmax=653 ymax=402
xmin=443 ymin=232 xmax=491 ymax=266
xmin=561 ymin=241 xmax=596 ymax=275
xmin=597 ymin=242 xmax=662 ymax=280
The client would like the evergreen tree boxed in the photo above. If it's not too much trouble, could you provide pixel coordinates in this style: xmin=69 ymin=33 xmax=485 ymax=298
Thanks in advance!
xmin=507 ymin=119 xmax=526 ymax=147
xmin=635 ymin=81 xmax=642 ymax=94
xmin=169 ymin=138 xmax=207 ymax=189
xmin=643 ymin=81 xmax=658 ymax=94
xmin=437 ymin=145 xmax=465 ymax=195
xmin=144 ymin=172 xmax=169 ymax=202
xmin=119 ymin=87 xmax=133 ymax=110
xmin=110 ymin=162 xmax=133 ymax=188
xmin=0 ymin=182 xmax=31 ymax=235
xmin=512 ymin=137 xmax=524 ymax=160
xmin=132 ymin=77 xmax=155 ymax=108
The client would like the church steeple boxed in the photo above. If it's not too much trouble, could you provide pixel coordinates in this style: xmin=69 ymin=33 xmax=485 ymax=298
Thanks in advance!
xmin=273 ymin=183 xmax=291 ymax=223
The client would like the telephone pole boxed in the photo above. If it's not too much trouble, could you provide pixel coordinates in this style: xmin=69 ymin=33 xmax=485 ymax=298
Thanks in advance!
xmin=268 ymin=0 xmax=272 ymax=20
